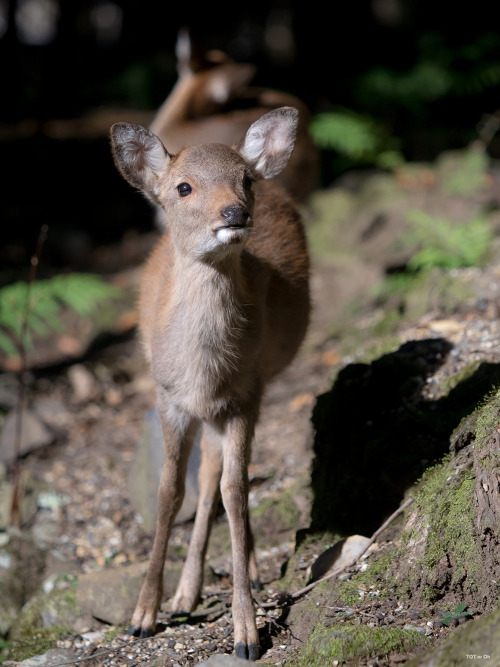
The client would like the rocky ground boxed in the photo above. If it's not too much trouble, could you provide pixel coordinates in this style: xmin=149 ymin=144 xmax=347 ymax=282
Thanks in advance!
xmin=1 ymin=143 xmax=500 ymax=666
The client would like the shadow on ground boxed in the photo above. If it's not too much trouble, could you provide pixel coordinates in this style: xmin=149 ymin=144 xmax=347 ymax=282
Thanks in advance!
xmin=309 ymin=338 xmax=500 ymax=537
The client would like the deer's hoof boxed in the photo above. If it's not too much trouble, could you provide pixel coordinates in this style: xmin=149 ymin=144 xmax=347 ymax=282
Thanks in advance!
xmin=250 ymin=578 xmax=262 ymax=593
xmin=127 ymin=624 xmax=155 ymax=638
xmin=235 ymin=641 xmax=260 ymax=661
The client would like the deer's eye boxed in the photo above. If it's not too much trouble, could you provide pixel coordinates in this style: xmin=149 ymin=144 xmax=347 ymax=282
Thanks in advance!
xmin=177 ymin=182 xmax=192 ymax=197
xmin=244 ymin=176 xmax=254 ymax=191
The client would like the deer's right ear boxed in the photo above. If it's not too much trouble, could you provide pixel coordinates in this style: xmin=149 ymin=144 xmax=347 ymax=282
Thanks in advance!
xmin=110 ymin=123 xmax=170 ymax=198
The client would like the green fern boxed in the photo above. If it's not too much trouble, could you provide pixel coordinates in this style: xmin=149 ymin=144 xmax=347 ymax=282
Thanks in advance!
xmin=405 ymin=210 xmax=493 ymax=272
xmin=0 ymin=274 xmax=123 ymax=357
xmin=310 ymin=110 xmax=404 ymax=169
xmin=311 ymin=111 xmax=379 ymax=158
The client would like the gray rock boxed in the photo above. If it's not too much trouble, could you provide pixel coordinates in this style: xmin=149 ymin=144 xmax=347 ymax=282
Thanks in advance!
xmin=0 ymin=408 xmax=55 ymax=462
xmin=67 ymin=364 xmax=96 ymax=403
xmin=0 ymin=529 xmax=47 ymax=635
xmin=75 ymin=559 xmax=184 ymax=626
xmin=307 ymin=534 xmax=371 ymax=583
xmin=0 ymin=374 xmax=18 ymax=410
xmin=127 ymin=409 xmax=201 ymax=531
xmin=3 ymin=648 xmax=79 ymax=666
xmin=199 ymin=656 xmax=253 ymax=666
xmin=10 ymin=573 xmax=82 ymax=641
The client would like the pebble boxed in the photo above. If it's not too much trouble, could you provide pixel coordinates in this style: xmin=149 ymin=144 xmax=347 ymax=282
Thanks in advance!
xmin=404 ymin=624 xmax=428 ymax=634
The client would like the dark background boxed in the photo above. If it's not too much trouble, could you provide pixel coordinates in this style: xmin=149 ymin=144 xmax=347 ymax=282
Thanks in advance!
xmin=1 ymin=0 xmax=500 ymax=282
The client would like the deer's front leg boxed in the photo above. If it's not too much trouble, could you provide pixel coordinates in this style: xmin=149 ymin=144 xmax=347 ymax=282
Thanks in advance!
xmin=128 ymin=398 xmax=198 ymax=638
xmin=171 ymin=424 xmax=223 ymax=613
xmin=220 ymin=413 xmax=260 ymax=661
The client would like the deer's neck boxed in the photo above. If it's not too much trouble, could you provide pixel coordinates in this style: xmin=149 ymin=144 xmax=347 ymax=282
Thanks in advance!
xmin=172 ymin=254 xmax=247 ymax=341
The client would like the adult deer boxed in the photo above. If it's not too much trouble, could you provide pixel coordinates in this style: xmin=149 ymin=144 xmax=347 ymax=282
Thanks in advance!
xmin=150 ymin=29 xmax=319 ymax=207
xmin=110 ymin=106 xmax=310 ymax=660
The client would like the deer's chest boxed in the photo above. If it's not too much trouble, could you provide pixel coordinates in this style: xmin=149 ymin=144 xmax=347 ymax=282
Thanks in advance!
xmin=151 ymin=300 xmax=259 ymax=418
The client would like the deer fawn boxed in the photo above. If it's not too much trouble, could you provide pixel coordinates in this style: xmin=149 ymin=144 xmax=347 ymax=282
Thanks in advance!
xmin=150 ymin=29 xmax=319 ymax=208
xmin=110 ymin=106 xmax=310 ymax=660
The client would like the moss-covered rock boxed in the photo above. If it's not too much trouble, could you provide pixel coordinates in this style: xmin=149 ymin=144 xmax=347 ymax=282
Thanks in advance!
xmin=0 ymin=529 xmax=47 ymax=636
xmin=394 ymin=386 xmax=500 ymax=613
xmin=287 ymin=622 xmax=428 ymax=666
xmin=11 ymin=573 xmax=81 ymax=639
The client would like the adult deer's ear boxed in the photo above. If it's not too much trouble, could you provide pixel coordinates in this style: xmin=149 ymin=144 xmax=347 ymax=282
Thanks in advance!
xmin=110 ymin=123 xmax=171 ymax=198
xmin=239 ymin=107 xmax=298 ymax=179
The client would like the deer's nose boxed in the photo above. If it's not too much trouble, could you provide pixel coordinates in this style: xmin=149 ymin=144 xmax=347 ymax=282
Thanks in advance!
xmin=220 ymin=205 xmax=249 ymax=227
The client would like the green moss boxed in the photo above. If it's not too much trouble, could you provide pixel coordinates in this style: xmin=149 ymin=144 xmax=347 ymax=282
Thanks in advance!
xmin=104 ymin=625 xmax=127 ymax=642
xmin=7 ymin=624 xmax=74 ymax=662
xmin=474 ymin=386 xmax=500 ymax=448
xmin=252 ymin=489 xmax=301 ymax=530
xmin=11 ymin=576 xmax=81 ymax=647
xmin=438 ymin=361 xmax=481 ymax=396
xmin=328 ymin=548 xmax=399 ymax=607
xmin=288 ymin=623 xmax=428 ymax=666
xmin=405 ymin=456 xmax=479 ymax=595
xmin=333 ymin=579 xmax=363 ymax=607
xmin=366 ymin=550 xmax=397 ymax=579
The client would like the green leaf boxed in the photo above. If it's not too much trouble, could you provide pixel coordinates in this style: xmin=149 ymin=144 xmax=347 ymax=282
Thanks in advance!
xmin=311 ymin=112 xmax=379 ymax=158
xmin=0 ymin=274 xmax=123 ymax=358
xmin=0 ymin=330 xmax=18 ymax=357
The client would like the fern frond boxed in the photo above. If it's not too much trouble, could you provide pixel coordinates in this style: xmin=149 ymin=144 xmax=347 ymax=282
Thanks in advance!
xmin=310 ymin=111 xmax=379 ymax=158
xmin=405 ymin=210 xmax=493 ymax=272
xmin=0 ymin=273 xmax=123 ymax=358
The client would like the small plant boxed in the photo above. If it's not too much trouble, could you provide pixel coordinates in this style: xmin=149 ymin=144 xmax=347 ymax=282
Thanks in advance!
xmin=310 ymin=109 xmax=403 ymax=170
xmin=0 ymin=638 xmax=9 ymax=664
xmin=441 ymin=602 xmax=475 ymax=626
xmin=405 ymin=210 xmax=493 ymax=272
xmin=0 ymin=273 xmax=122 ymax=357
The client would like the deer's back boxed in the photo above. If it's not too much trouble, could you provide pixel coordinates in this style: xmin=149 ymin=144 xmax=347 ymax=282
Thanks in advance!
xmin=243 ymin=180 xmax=310 ymax=381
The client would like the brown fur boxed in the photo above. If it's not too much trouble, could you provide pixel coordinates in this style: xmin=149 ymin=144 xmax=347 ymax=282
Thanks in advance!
xmin=110 ymin=107 xmax=309 ymax=660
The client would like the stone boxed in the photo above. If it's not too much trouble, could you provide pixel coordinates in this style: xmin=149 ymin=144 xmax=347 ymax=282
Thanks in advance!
xmin=307 ymin=535 xmax=371 ymax=583
xmin=67 ymin=364 xmax=96 ymax=403
xmin=199 ymin=656 xmax=253 ymax=666
xmin=0 ymin=408 xmax=55 ymax=462
xmin=75 ymin=559 xmax=184 ymax=626
xmin=3 ymin=648 xmax=79 ymax=666
xmin=127 ymin=409 xmax=201 ymax=531
xmin=0 ymin=530 xmax=47 ymax=636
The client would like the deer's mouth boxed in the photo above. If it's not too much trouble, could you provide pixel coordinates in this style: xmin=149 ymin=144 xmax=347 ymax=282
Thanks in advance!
xmin=220 ymin=222 xmax=247 ymax=230
xmin=214 ymin=224 xmax=251 ymax=244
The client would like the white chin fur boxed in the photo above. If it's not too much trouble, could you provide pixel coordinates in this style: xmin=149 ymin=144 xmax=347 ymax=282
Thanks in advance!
xmin=215 ymin=227 xmax=249 ymax=245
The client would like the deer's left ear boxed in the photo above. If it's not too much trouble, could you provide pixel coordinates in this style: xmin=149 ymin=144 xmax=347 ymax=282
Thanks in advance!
xmin=110 ymin=123 xmax=171 ymax=198
xmin=239 ymin=107 xmax=298 ymax=179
